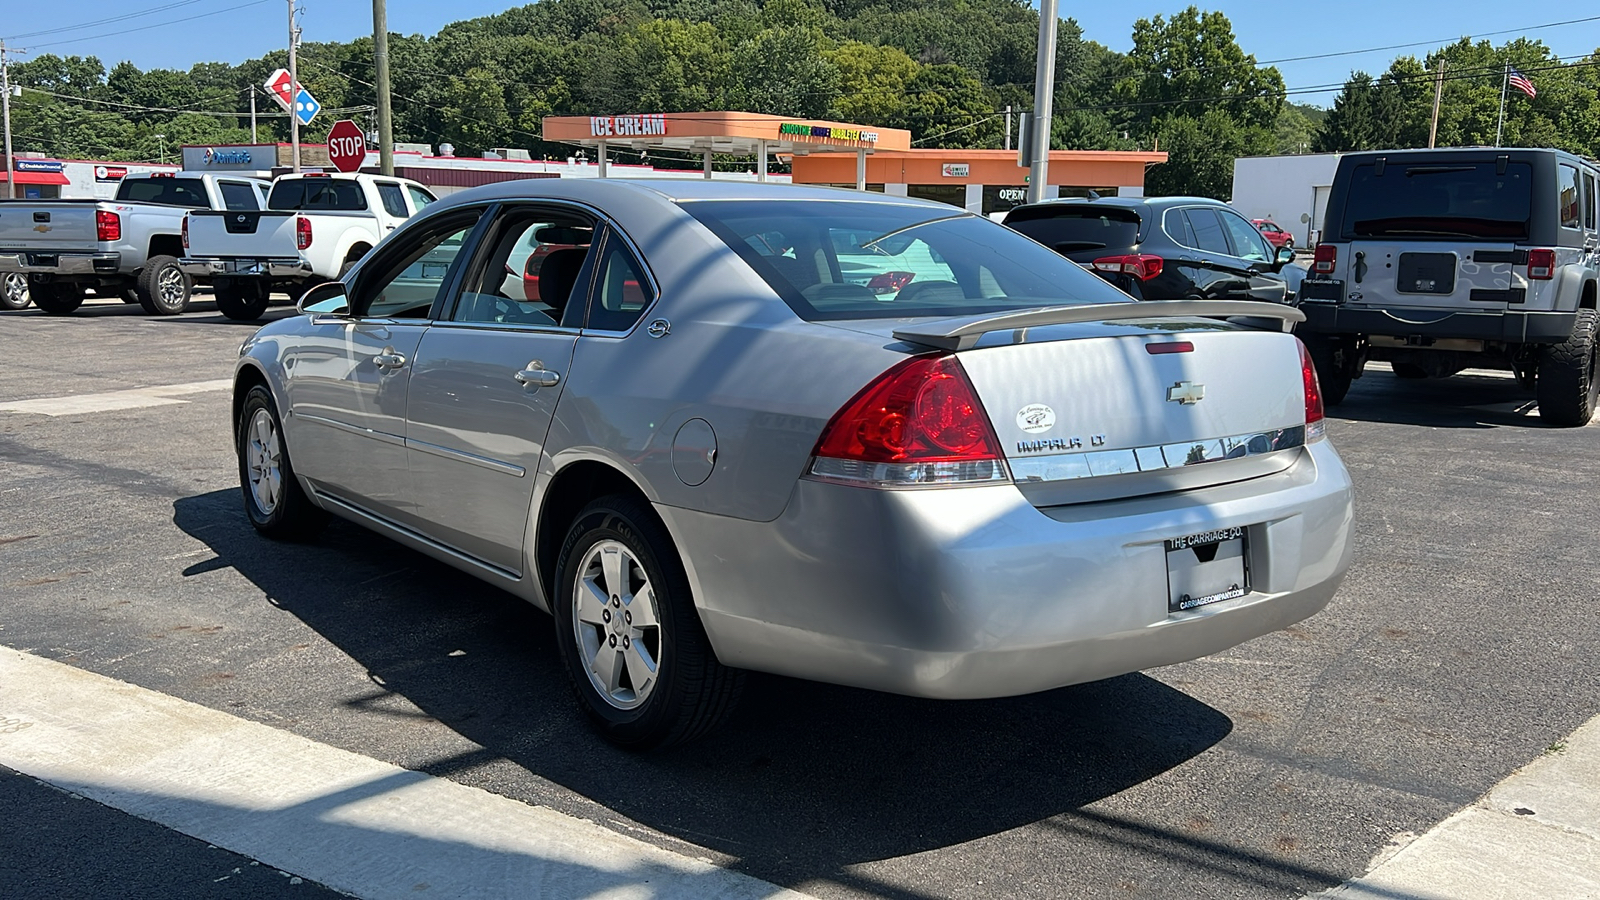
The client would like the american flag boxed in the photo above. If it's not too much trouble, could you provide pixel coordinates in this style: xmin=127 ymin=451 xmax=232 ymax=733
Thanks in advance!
xmin=1509 ymin=69 xmax=1537 ymax=99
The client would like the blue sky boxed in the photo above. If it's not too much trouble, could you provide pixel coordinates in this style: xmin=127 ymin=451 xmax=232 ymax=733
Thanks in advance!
xmin=4 ymin=1 xmax=1599 ymax=107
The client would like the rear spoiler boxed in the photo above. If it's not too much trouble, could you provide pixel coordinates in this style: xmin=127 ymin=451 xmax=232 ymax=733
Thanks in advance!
xmin=892 ymin=300 xmax=1305 ymax=351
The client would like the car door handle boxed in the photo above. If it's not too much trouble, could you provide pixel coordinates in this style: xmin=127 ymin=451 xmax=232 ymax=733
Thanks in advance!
xmin=514 ymin=365 xmax=560 ymax=388
xmin=373 ymin=351 xmax=407 ymax=370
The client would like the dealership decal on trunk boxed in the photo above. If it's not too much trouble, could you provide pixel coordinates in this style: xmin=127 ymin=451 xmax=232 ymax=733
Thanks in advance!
xmin=1016 ymin=403 xmax=1056 ymax=433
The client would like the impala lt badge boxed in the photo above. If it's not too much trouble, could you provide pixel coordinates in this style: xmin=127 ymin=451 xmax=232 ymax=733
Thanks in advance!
xmin=1167 ymin=381 xmax=1205 ymax=405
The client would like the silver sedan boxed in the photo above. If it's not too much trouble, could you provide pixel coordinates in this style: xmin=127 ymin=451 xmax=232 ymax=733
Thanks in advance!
xmin=234 ymin=179 xmax=1354 ymax=748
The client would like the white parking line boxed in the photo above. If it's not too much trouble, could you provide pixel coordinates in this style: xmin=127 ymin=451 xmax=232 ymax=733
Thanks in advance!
xmin=0 ymin=647 xmax=810 ymax=900
xmin=0 ymin=379 xmax=233 ymax=416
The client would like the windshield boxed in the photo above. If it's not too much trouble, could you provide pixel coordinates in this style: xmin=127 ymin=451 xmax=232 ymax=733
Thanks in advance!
xmin=1341 ymin=161 xmax=1533 ymax=240
xmin=1002 ymin=206 xmax=1142 ymax=259
xmin=682 ymin=199 xmax=1131 ymax=321
xmin=115 ymin=178 xmax=210 ymax=207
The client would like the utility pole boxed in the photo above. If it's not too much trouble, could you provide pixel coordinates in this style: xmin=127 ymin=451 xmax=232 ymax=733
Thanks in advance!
xmin=249 ymin=85 xmax=258 ymax=143
xmin=288 ymin=0 xmax=301 ymax=172
xmin=1004 ymin=104 xmax=1012 ymax=152
xmin=1025 ymin=0 xmax=1058 ymax=204
xmin=1 ymin=41 xmax=15 ymax=201
xmin=1428 ymin=59 xmax=1445 ymax=148
xmin=373 ymin=0 xmax=394 ymax=175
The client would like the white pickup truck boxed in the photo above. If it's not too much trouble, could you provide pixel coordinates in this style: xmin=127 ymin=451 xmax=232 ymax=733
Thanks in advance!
xmin=181 ymin=173 xmax=436 ymax=320
xmin=0 ymin=173 xmax=271 ymax=315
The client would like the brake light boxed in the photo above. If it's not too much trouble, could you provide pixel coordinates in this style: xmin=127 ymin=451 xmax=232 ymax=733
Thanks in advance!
xmin=1299 ymin=340 xmax=1326 ymax=441
xmin=809 ymin=355 xmax=1009 ymax=486
xmin=296 ymin=215 xmax=312 ymax=250
xmin=1313 ymin=244 xmax=1336 ymax=274
xmin=1527 ymin=248 xmax=1556 ymax=280
xmin=181 ymin=214 xmax=189 ymax=250
xmin=866 ymin=271 xmax=915 ymax=294
xmin=1092 ymin=254 xmax=1164 ymax=281
xmin=96 ymin=210 xmax=121 ymax=242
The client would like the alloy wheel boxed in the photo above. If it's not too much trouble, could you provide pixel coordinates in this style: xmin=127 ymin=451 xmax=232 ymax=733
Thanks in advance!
xmin=2 ymin=273 xmax=29 ymax=309
xmin=245 ymin=408 xmax=283 ymax=516
xmin=572 ymin=539 xmax=663 ymax=709
xmin=158 ymin=266 xmax=186 ymax=308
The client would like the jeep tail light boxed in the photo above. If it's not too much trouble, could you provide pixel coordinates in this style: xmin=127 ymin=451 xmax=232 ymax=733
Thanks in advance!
xmin=181 ymin=215 xmax=189 ymax=250
xmin=1092 ymin=254 xmax=1164 ymax=281
xmin=96 ymin=210 xmax=121 ymax=242
xmin=1527 ymin=248 xmax=1556 ymax=280
xmin=866 ymin=271 xmax=915 ymax=294
xmin=1312 ymin=244 xmax=1336 ymax=275
xmin=295 ymin=215 xmax=312 ymax=251
xmin=1299 ymin=339 xmax=1326 ymax=441
xmin=808 ymin=355 xmax=1010 ymax=486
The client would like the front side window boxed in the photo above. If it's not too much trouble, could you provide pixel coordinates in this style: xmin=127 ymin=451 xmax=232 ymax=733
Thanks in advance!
xmin=375 ymin=183 xmax=409 ymax=218
xmin=1184 ymin=208 xmax=1233 ymax=255
xmin=406 ymin=185 xmax=437 ymax=211
xmin=1219 ymin=210 xmax=1271 ymax=261
xmin=1559 ymin=164 xmax=1582 ymax=229
xmin=350 ymin=214 xmax=479 ymax=318
xmin=684 ymin=199 xmax=1130 ymax=321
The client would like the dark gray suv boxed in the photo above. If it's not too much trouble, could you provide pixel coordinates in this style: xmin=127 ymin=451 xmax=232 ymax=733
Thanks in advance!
xmin=1002 ymin=196 xmax=1299 ymax=303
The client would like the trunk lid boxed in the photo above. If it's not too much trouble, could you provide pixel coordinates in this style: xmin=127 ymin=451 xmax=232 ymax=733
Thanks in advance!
xmin=186 ymin=210 xmax=298 ymax=257
xmin=0 ymin=203 xmax=100 ymax=252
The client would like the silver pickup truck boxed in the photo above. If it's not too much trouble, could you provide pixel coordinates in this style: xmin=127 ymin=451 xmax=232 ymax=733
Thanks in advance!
xmin=0 ymin=173 xmax=270 ymax=316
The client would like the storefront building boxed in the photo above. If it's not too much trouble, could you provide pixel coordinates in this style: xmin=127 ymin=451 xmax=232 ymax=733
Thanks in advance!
xmin=4 ymin=155 xmax=181 ymax=200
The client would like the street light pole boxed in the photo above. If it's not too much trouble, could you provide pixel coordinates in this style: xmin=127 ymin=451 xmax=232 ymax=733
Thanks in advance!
xmin=373 ymin=0 xmax=394 ymax=176
xmin=1025 ymin=0 xmax=1058 ymax=204
xmin=1 ymin=41 xmax=16 ymax=201
xmin=288 ymin=0 xmax=301 ymax=172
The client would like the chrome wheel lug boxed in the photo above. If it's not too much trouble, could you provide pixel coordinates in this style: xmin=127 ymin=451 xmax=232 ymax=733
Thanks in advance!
xmin=622 ymin=635 xmax=631 ymax=649
xmin=623 ymin=610 xmax=632 ymax=625
xmin=602 ymin=609 xmax=611 ymax=623
xmin=608 ymin=634 xmax=617 ymax=647
xmin=611 ymin=595 xmax=620 ymax=608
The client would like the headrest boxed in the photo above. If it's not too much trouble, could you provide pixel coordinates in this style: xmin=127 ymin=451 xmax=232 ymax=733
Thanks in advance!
xmin=535 ymin=225 xmax=593 ymax=245
xmin=538 ymin=247 xmax=589 ymax=319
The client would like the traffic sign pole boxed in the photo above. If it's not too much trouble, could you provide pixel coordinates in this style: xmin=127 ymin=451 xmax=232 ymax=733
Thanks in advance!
xmin=288 ymin=0 xmax=300 ymax=172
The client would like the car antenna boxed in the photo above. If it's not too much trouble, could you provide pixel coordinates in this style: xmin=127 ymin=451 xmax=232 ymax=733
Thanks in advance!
xmin=1086 ymin=190 xmax=1101 ymax=200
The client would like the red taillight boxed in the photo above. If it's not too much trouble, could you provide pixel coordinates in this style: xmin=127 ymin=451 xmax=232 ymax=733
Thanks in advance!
xmin=181 ymin=214 xmax=189 ymax=250
xmin=1298 ymin=339 xmax=1326 ymax=440
xmin=1312 ymin=244 xmax=1336 ymax=275
xmin=1146 ymin=341 xmax=1194 ymax=355
xmin=295 ymin=215 xmax=312 ymax=251
xmin=1527 ymin=248 xmax=1556 ymax=280
xmin=866 ymin=271 xmax=915 ymax=294
xmin=96 ymin=210 xmax=121 ymax=242
xmin=1092 ymin=254 xmax=1163 ymax=281
xmin=810 ymin=355 xmax=1009 ymax=486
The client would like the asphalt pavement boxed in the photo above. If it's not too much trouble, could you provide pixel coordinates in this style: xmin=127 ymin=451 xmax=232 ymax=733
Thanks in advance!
xmin=3 ymin=296 xmax=1599 ymax=899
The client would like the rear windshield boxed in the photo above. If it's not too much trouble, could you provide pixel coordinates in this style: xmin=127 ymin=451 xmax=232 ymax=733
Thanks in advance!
xmin=115 ymin=177 xmax=210 ymax=207
xmin=1002 ymin=206 xmax=1141 ymax=257
xmin=682 ymin=199 xmax=1131 ymax=321
xmin=268 ymin=178 xmax=368 ymax=211
xmin=1340 ymin=161 xmax=1533 ymax=240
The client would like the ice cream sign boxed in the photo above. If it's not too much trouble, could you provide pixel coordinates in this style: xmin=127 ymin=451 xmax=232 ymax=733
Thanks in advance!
xmin=588 ymin=115 xmax=668 ymax=137
xmin=778 ymin=123 xmax=879 ymax=144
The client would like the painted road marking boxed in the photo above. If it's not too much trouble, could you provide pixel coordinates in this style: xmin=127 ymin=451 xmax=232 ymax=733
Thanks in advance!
xmin=1310 ymin=716 xmax=1600 ymax=899
xmin=0 ymin=647 xmax=810 ymax=900
xmin=0 ymin=379 xmax=233 ymax=416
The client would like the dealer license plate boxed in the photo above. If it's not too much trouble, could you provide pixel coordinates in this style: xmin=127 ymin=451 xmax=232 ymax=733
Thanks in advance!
xmin=1166 ymin=526 xmax=1249 ymax=613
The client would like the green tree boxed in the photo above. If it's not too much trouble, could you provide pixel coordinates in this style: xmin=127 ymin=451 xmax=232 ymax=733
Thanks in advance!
xmin=828 ymin=41 xmax=919 ymax=125
xmin=728 ymin=27 xmax=840 ymax=118
xmin=894 ymin=64 xmax=1001 ymax=148
xmin=1117 ymin=7 xmax=1284 ymax=130
xmin=1145 ymin=108 xmax=1272 ymax=198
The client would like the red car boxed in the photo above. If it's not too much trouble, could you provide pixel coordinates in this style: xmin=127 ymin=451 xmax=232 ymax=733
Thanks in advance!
xmin=1252 ymin=218 xmax=1295 ymax=250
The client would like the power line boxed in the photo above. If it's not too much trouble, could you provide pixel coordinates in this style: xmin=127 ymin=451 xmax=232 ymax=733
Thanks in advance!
xmin=24 ymin=0 xmax=275 ymax=51
xmin=2 ymin=0 xmax=221 ymax=42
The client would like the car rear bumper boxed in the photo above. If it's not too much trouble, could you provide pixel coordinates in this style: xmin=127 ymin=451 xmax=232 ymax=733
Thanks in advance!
xmin=0 ymin=251 xmax=121 ymax=277
xmin=179 ymin=257 xmax=311 ymax=279
xmin=659 ymin=440 xmax=1354 ymax=699
xmin=1298 ymin=303 xmax=1576 ymax=344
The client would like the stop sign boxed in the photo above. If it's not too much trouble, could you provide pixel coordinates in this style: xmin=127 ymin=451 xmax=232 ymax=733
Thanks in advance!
xmin=326 ymin=120 xmax=367 ymax=173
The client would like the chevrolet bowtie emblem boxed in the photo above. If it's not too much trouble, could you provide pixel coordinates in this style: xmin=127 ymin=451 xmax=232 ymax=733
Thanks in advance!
xmin=1167 ymin=381 xmax=1205 ymax=405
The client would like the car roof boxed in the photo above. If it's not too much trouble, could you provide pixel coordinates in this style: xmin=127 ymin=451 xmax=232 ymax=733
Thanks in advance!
xmin=1335 ymin=146 xmax=1600 ymax=169
xmin=1005 ymin=195 xmax=1230 ymax=217
xmin=426 ymin=177 xmax=963 ymax=214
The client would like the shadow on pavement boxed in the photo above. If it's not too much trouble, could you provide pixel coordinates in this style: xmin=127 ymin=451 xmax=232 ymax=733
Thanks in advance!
xmin=1329 ymin=365 xmax=1550 ymax=430
xmin=174 ymin=489 xmax=1234 ymax=892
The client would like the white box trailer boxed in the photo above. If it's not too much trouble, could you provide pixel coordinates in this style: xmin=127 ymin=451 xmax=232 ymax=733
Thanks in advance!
xmin=1231 ymin=153 xmax=1342 ymax=247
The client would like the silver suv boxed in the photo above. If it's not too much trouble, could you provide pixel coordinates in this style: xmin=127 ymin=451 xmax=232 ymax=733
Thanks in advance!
xmin=1297 ymin=148 xmax=1600 ymax=425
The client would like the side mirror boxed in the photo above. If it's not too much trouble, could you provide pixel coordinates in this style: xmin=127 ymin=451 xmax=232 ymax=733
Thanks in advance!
xmin=1276 ymin=246 xmax=1295 ymax=265
xmin=297 ymin=281 xmax=350 ymax=316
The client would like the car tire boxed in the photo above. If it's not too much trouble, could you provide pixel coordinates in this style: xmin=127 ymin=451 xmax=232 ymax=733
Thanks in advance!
xmin=1536 ymin=308 xmax=1600 ymax=427
xmin=136 ymin=255 xmax=192 ymax=315
xmin=31 ymin=283 xmax=84 ymax=315
xmin=1391 ymin=362 xmax=1429 ymax=379
xmin=237 ymin=384 xmax=327 ymax=540
xmin=1 ymin=273 xmax=29 ymax=310
xmin=552 ymin=494 xmax=743 ymax=750
xmin=215 ymin=279 xmax=270 ymax=321
xmin=1302 ymin=334 xmax=1352 ymax=406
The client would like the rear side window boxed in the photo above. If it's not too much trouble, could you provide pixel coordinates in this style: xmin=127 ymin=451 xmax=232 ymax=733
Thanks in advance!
xmin=115 ymin=178 xmax=210 ymax=207
xmin=1558 ymin=164 xmax=1581 ymax=229
xmin=1340 ymin=161 xmax=1532 ymax=240
xmin=375 ymin=182 xmax=408 ymax=218
xmin=584 ymin=231 xmax=654 ymax=332
xmin=218 ymin=181 xmax=259 ymax=211
xmin=1003 ymin=207 xmax=1140 ymax=256
xmin=1586 ymin=173 xmax=1598 ymax=230
xmin=406 ymin=185 xmax=436 ymax=211
xmin=1183 ymin=208 xmax=1232 ymax=255
xmin=268 ymin=178 xmax=369 ymax=211
xmin=1219 ymin=210 xmax=1271 ymax=261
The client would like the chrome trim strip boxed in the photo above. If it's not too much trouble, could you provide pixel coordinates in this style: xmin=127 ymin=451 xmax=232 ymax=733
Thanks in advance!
xmin=295 ymin=412 xmax=406 ymax=448
xmin=1010 ymin=425 xmax=1305 ymax=483
xmin=404 ymin=437 xmax=526 ymax=477
xmin=312 ymin=490 xmax=522 ymax=582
